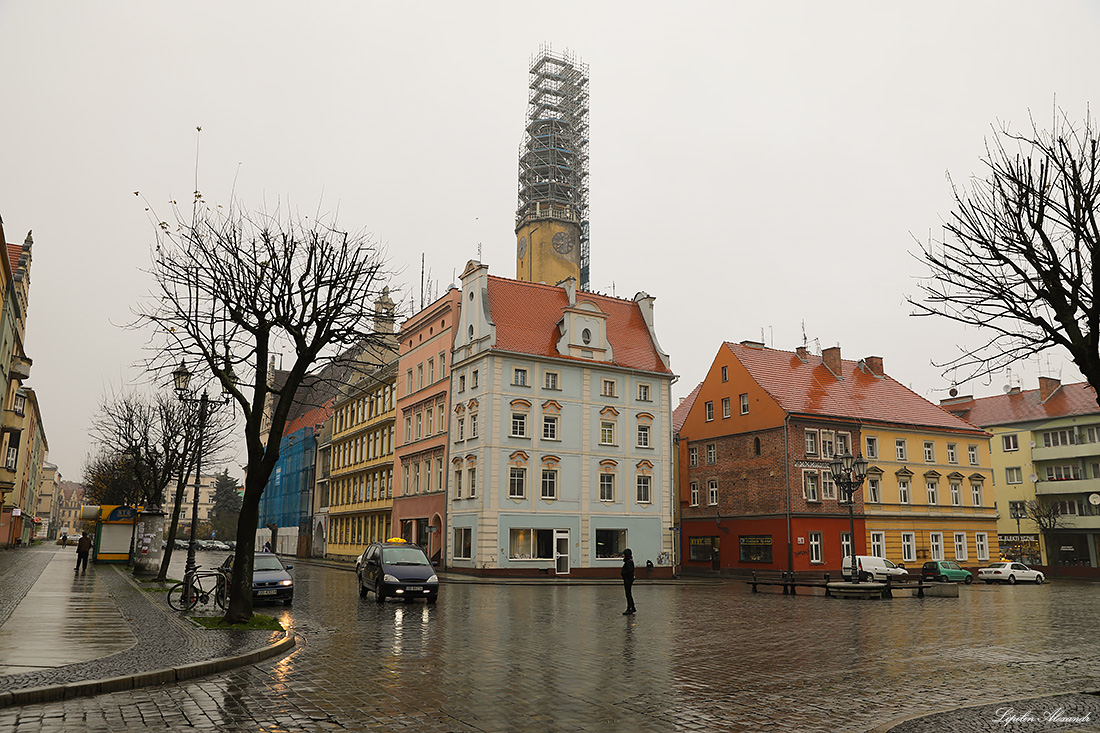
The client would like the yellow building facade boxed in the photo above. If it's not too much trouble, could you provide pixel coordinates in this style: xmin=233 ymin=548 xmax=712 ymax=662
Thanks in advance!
xmin=326 ymin=362 xmax=397 ymax=561
xmin=860 ymin=424 xmax=997 ymax=570
xmin=515 ymin=212 xmax=581 ymax=287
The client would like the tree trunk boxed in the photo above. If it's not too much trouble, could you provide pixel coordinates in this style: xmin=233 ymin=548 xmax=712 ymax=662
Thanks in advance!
xmin=155 ymin=479 xmax=189 ymax=582
xmin=222 ymin=473 xmax=264 ymax=624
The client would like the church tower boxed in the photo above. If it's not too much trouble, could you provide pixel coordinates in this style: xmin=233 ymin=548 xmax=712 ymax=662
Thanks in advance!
xmin=515 ymin=47 xmax=590 ymax=290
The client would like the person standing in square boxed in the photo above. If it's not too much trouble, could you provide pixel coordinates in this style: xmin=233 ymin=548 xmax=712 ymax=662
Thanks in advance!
xmin=621 ymin=548 xmax=636 ymax=615
xmin=76 ymin=532 xmax=92 ymax=573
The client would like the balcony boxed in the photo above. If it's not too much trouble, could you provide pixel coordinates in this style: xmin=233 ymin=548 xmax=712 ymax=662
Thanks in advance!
xmin=9 ymin=356 xmax=30 ymax=382
xmin=1033 ymin=476 xmax=1100 ymax=496
xmin=1 ymin=408 xmax=24 ymax=434
xmin=1031 ymin=443 xmax=1100 ymax=462
xmin=0 ymin=466 xmax=16 ymax=493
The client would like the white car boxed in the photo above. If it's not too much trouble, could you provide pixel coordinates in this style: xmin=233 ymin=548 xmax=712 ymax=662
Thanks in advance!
xmin=978 ymin=562 xmax=1045 ymax=585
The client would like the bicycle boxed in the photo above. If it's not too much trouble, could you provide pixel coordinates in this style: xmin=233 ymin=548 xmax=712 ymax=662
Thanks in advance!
xmin=167 ymin=566 xmax=228 ymax=612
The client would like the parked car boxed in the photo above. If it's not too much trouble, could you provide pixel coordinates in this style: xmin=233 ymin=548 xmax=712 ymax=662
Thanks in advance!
xmin=174 ymin=539 xmax=189 ymax=550
xmin=841 ymin=555 xmax=909 ymax=582
xmin=207 ymin=540 xmax=230 ymax=551
xmin=357 ymin=539 xmax=438 ymax=603
xmin=922 ymin=560 xmax=973 ymax=584
xmin=219 ymin=552 xmax=294 ymax=604
xmin=978 ymin=561 xmax=1044 ymax=585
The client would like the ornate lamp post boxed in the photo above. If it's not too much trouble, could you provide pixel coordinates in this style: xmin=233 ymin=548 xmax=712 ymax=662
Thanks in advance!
xmin=830 ymin=450 xmax=869 ymax=583
xmin=172 ymin=360 xmax=231 ymax=604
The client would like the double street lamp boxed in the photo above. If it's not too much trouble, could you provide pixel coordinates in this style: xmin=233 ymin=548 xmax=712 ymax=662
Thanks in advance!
xmin=171 ymin=360 xmax=232 ymax=604
xmin=829 ymin=450 xmax=869 ymax=583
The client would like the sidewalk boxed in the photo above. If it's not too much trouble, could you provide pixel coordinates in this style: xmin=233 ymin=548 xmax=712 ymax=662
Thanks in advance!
xmin=0 ymin=545 xmax=292 ymax=708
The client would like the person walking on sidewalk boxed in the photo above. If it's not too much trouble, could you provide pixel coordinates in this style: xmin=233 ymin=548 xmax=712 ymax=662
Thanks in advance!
xmin=621 ymin=548 xmax=636 ymax=615
xmin=75 ymin=531 xmax=92 ymax=573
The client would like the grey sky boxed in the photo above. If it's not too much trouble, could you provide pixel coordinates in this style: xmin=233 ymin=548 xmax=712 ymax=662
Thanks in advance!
xmin=2 ymin=1 xmax=1096 ymax=481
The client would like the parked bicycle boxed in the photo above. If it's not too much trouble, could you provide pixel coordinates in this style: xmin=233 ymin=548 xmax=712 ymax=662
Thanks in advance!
xmin=167 ymin=566 xmax=228 ymax=611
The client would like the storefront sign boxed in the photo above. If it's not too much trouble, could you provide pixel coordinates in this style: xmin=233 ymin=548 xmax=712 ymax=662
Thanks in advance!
xmin=1000 ymin=534 xmax=1038 ymax=542
xmin=739 ymin=535 xmax=773 ymax=563
xmin=107 ymin=506 xmax=136 ymax=521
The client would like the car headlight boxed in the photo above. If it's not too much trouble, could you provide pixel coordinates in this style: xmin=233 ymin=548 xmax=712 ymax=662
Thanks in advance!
xmin=383 ymin=574 xmax=399 ymax=583
xmin=279 ymin=579 xmax=293 ymax=586
xmin=427 ymin=575 xmax=438 ymax=583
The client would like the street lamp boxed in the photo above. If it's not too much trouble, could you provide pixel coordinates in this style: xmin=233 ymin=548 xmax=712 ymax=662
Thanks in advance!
xmin=172 ymin=359 xmax=231 ymax=605
xmin=830 ymin=450 xmax=869 ymax=583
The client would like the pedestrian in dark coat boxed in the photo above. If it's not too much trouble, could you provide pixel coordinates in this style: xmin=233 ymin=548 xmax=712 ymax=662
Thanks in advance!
xmin=621 ymin=548 xmax=636 ymax=615
xmin=75 ymin=532 xmax=92 ymax=573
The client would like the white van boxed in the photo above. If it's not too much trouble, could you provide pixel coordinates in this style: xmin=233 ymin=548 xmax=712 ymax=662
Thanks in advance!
xmin=841 ymin=555 xmax=908 ymax=582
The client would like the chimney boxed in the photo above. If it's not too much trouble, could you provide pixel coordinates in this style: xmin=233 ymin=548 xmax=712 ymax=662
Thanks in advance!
xmin=796 ymin=346 xmax=809 ymax=363
xmin=863 ymin=355 xmax=884 ymax=377
xmin=1039 ymin=376 xmax=1061 ymax=402
xmin=374 ymin=286 xmax=397 ymax=334
xmin=822 ymin=346 xmax=842 ymax=378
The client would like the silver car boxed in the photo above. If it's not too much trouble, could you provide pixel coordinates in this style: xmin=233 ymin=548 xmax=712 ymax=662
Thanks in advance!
xmin=978 ymin=561 xmax=1044 ymax=584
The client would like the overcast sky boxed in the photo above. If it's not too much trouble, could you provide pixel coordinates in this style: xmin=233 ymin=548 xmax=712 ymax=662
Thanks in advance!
xmin=2 ymin=1 xmax=1096 ymax=481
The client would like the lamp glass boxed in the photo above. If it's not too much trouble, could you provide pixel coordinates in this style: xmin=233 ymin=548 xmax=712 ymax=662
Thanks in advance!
xmin=172 ymin=361 xmax=192 ymax=393
xmin=854 ymin=455 xmax=869 ymax=477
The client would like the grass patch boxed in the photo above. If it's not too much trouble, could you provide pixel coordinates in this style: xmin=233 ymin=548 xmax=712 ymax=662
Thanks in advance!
xmin=141 ymin=586 xmax=172 ymax=592
xmin=190 ymin=614 xmax=284 ymax=631
xmin=137 ymin=576 xmax=180 ymax=584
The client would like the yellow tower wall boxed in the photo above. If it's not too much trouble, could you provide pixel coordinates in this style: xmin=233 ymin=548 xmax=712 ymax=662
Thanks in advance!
xmin=516 ymin=220 xmax=581 ymax=286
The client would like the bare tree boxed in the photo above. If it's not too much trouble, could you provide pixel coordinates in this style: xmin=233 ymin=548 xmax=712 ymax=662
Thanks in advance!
xmin=911 ymin=107 xmax=1100 ymax=403
xmin=91 ymin=392 xmax=232 ymax=579
xmin=1026 ymin=498 xmax=1072 ymax=567
xmin=136 ymin=198 xmax=392 ymax=622
xmin=82 ymin=451 xmax=143 ymax=507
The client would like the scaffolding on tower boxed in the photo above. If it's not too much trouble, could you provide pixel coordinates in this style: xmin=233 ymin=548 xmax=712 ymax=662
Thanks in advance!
xmin=516 ymin=45 xmax=590 ymax=290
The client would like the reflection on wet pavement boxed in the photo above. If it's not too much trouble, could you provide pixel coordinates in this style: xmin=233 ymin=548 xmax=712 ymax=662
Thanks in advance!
xmin=0 ymin=552 xmax=135 ymax=675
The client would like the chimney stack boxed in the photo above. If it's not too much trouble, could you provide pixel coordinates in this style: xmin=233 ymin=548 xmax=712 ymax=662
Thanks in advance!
xmin=796 ymin=346 xmax=809 ymax=363
xmin=822 ymin=346 xmax=842 ymax=377
xmin=863 ymin=355 xmax=884 ymax=377
xmin=1039 ymin=376 xmax=1061 ymax=402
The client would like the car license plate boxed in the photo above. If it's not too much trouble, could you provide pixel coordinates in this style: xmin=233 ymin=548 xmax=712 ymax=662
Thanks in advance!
xmin=405 ymin=586 xmax=423 ymax=592
xmin=258 ymin=589 xmax=277 ymax=596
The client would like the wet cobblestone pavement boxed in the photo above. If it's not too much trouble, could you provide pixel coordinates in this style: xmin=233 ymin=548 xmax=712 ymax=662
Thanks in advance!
xmin=2 ymin=551 xmax=1100 ymax=731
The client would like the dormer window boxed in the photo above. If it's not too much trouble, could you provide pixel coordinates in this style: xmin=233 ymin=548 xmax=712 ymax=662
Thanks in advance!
xmin=582 ymin=328 xmax=592 ymax=345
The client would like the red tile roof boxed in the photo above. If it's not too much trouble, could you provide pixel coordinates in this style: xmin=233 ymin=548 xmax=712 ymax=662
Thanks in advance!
xmin=7 ymin=242 xmax=20 ymax=273
xmin=487 ymin=276 xmax=672 ymax=374
xmin=285 ymin=401 xmax=333 ymax=436
xmin=947 ymin=381 xmax=1100 ymax=427
xmin=673 ymin=381 xmax=702 ymax=433
xmin=725 ymin=342 xmax=984 ymax=433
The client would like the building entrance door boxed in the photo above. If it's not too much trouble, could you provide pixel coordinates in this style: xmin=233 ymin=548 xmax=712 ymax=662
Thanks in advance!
xmin=554 ymin=529 xmax=570 ymax=575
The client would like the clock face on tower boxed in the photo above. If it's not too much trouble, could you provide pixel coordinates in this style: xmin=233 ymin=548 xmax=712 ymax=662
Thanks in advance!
xmin=517 ymin=236 xmax=527 ymax=258
xmin=552 ymin=231 xmax=574 ymax=254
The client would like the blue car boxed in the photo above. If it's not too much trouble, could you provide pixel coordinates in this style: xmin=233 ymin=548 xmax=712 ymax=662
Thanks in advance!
xmin=220 ymin=552 xmax=294 ymax=605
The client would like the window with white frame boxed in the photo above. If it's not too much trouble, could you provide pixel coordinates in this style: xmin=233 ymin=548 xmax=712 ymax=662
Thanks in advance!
xmin=836 ymin=432 xmax=850 ymax=456
xmin=809 ymin=532 xmax=823 ymax=563
xmin=721 ymin=365 xmax=728 ymax=382
xmin=427 ymin=409 xmax=434 ymax=436
xmin=637 ymin=424 xmax=651 ymax=448
xmin=471 ymin=369 xmax=478 ymax=388
xmin=636 ymin=475 xmax=651 ymax=504
xmin=708 ymin=480 xmax=718 ymax=505
xmin=954 ymin=532 xmax=967 ymax=560
xmin=428 ymin=358 xmax=435 ymax=384
xmin=705 ymin=401 xmax=714 ymax=421
xmin=437 ymin=404 xmax=445 ymax=433
xmin=601 ymin=379 xmax=617 ymax=397
xmin=841 ymin=532 xmax=852 ymax=560
xmin=901 ymin=532 xmax=915 ymax=563
xmin=405 ymin=369 xmax=413 ymax=394
xmin=689 ymin=447 xmax=698 ymax=467
xmin=968 ymin=444 xmax=978 ymax=465
xmin=599 ymin=473 xmax=615 ymax=502
xmin=453 ymin=468 xmax=463 ymax=499
xmin=975 ymin=532 xmax=988 ymax=560
xmin=821 ymin=431 xmax=835 ymax=459
xmin=417 ymin=364 xmax=423 ymax=390
xmin=805 ymin=430 xmax=818 ymax=456
xmin=1043 ymin=429 xmax=1076 ymax=447
xmin=509 ymin=467 xmax=526 ymax=499
xmin=870 ymin=531 xmax=885 ymax=557
xmin=821 ymin=471 xmax=836 ymax=501
xmin=924 ymin=441 xmax=935 ymax=462
xmin=1046 ymin=464 xmax=1082 ymax=481
xmin=950 ymin=481 xmax=961 ymax=506
xmin=543 ymin=415 xmax=558 ymax=440
xmin=971 ymin=482 xmax=982 ymax=506
xmin=600 ymin=421 xmax=616 ymax=446
xmin=511 ymin=412 xmax=527 ymax=438
xmin=457 ymin=417 xmax=465 ymax=441
xmin=541 ymin=468 xmax=557 ymax=500
xmin=544 ymin=372 xmax=559 ymax=390
xmin=706 ymin=444 xmax=717 ymax=464
xmin=1002 ymin=433 xmax=1019 ymax=451
xmin=514 ymin=368 xmax=528 ymax=387
xmin=1006 ymin=467 xmax=1022 ymax=484
xmin=896 ymin=439 xmax=907 ymax=461
xmin=453 ymin=527 xmax=472 ymax=559
xmin=867 ymin=477 xmax=881 ymax=503
xmin=803 ymin=470 xmax=820 ymax=502
xmin=722 ymin=397 xmax=731 ymax=418
xmin=740 ymin=394 xmax=749 ymax=415
xmin=470 ymin=412 xmax=479 ymax=438
xmin=946 ymin=443 xmax=958 ymax=464
xmin=898 ymin=479 xmax=910 ymax=504
xmin=865 ymin=436 xmax=878 ymax=458
xmin=929 ymin=532 xmax=943 ymax=561
xmin=690 ymin=482 xmax=699 ymax=506
xmin=468 ymin=466 xmax=476 ymax=497
xmin=926 ymin=480 xmax=938 ymax=505
xmin=638 ymin=383 xmax=651 ymax=401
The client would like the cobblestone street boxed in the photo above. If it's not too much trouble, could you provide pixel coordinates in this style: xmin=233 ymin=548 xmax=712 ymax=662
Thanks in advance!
xmin=3 ymin=551 xmax=1100 ymax=731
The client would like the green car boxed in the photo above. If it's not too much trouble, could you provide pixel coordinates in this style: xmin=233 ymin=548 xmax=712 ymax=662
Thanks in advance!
xmin=921 ymin=560 xmax=973 ymax=584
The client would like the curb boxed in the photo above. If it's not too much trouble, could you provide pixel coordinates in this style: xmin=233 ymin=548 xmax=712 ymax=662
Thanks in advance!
xmin=866 ymin=688 xmax=1100 ymax=732
xmin=0 ymin=632 xmax=295 ymax=709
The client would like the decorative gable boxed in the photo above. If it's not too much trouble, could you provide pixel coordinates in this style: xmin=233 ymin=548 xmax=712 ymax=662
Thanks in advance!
xmin=556 ymin=299 xmax=612 ymax=362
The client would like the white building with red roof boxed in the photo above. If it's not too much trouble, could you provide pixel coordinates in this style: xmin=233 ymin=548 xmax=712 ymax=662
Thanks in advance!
xmin=446 ymin=261 xmax=675 ymax=577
